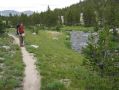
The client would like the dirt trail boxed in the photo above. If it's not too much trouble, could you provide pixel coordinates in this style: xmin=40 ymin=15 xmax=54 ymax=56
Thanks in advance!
xmin=9 ymin=34 xmax=41 ymax=90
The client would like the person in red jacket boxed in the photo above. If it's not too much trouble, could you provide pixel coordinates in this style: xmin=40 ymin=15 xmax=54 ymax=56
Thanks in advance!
xmin=17 ymin=23 xmax=25 ymax=47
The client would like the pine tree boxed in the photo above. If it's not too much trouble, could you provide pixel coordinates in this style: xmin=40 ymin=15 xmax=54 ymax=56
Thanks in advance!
xmin=83 ymin=26 xmax=119 ymax=79
xmin=0 ymin=19 xmax=5 ymax=34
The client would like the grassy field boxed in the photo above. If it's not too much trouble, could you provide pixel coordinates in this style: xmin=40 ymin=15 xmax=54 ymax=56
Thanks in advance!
xmin=0 ymin=34 xmax=24 ymax=90
xmin=29 ymin=25 xmax=94 ymax=32
xmin=25 ymin=29 xmax=112 ymax=90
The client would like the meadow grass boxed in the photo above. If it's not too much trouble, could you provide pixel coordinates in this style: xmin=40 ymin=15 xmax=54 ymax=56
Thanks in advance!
xmin=25 ymin=29 xmax=112 ymax=90
xmin=29 ymin=25 xmax=94 ymax=32
xmin=0 ymin=34 xmax=24 ymax=90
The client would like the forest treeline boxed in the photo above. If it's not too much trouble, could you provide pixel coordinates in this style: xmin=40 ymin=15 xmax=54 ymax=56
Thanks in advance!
xmin=0 ymin=0 xmax=119 ymax=29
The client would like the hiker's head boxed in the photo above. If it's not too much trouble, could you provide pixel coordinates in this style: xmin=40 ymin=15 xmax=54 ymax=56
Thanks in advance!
xmin=20 ymin=23 xmax=23 ymax=26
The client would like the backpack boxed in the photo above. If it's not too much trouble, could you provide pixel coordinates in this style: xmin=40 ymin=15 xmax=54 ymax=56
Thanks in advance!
xmin=16 ymin=24 xmax=20 ymax=35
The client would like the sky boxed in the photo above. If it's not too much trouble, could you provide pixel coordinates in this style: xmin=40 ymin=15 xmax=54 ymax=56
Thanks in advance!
xmin=0 ymin=0 xmax=81 ymax=12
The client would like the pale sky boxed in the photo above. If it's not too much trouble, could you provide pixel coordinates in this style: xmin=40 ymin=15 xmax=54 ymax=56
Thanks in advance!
xmin=0 ymin=0 xmax=81 ymax=12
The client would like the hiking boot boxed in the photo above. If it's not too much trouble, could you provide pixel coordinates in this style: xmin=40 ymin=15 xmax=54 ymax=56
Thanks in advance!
xmin=20 ymin=45 xmax=24 ymax=47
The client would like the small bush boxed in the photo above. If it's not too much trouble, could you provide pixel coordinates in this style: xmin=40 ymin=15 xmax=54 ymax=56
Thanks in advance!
xmin=0 ymin=20 xmax=5 ymax=34
xmin=45 ymin=81 xmax=65 ymax=90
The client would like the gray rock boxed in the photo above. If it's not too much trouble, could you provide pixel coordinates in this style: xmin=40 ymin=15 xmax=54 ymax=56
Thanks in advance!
xmin=70 ymin=31 xmax=90 ymax=52
xmin=2 ymin=46 xmax=10 ymax=50
xmin=30 ymin=45 xmax=39 ymax=48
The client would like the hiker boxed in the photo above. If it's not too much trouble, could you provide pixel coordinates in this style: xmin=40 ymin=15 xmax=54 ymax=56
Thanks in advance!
xmin=17 ymin=23 xmax=25 ymax=47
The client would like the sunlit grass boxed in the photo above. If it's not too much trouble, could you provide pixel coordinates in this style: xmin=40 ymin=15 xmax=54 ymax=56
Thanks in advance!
xmin=0 ymin=34 xmax=24 ymax=90
xmin=25 ymin=29 xmax=112 ymax=90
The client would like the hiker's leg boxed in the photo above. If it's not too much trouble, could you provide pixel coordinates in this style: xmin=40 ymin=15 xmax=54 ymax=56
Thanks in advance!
xmin=19 ymin=36 xmax=22 ymax=46
xmin=20 ymin=36 xmax=21 ymax=46
xmin=19 ymin=36 xmax=20 ymax=46
xmin=21 ymin=36 xmax=24 ymax=45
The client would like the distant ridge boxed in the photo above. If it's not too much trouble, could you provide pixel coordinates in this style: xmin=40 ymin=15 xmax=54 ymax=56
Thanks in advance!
xmin=22 ymin=10 xmax=34 ymax=16
xmin=0 ymin=10 xmax=34 ymax=16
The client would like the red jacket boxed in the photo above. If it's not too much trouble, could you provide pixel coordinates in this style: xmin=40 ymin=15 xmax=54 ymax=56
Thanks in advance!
xmin=18 ymin=25 xmax=24 ymax=33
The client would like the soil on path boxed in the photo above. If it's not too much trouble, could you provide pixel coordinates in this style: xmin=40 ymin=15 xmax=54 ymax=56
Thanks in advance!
xmin=9 ymin=34 xmax=41 ymax=90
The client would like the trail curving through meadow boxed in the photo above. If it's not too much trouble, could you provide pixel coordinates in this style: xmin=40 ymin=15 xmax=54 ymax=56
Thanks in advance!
xmin=9 ymin=34 xmax=41 ymax=90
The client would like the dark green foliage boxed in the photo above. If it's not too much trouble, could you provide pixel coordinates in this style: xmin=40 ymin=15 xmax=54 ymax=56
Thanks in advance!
xmin=45 ymin=81 xmax=65 ymax=90
xmin=45 ymin=11 xmax=58 ymax=27
xmin=0 ymin=20 xmax=5 ymax=34
xmin=55 ymin=23 xmax=62 ymax=31
xmin=83 ymin=0 xmax=96 ymax=27
xmin=83 ymin=26 xmax=119 ymax=89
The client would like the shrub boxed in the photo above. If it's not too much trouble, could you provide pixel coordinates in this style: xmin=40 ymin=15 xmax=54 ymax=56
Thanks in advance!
xmin=45 ymin=81 xmax=65 ymax=90
xmin=0 ymin=20 xmax=5 ymax=34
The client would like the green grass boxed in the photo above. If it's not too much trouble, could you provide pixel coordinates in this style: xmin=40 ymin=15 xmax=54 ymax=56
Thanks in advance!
xmin=28 ymin=25 xmax=94 ymax=32
xmin=25 ymin=30 xmax=112 ymax=90
xmin=0 ymin=34 xmax=24 ymax=90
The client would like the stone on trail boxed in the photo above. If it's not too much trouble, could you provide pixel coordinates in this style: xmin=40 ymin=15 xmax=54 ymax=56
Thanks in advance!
xmin=32 ymin=32 xmax=37 ymax=35
xmin=30 ymin=45 xmax=39 ymax=48
xmin=60 ymin=79 xmax=71 ymax=87
xmin=2 ymin=46 xmax=10 ymax=50
xmin=52 ymin=37 xmax=58 ymax=40
xmin=0 ymin=57 xmax=5 ymax=60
